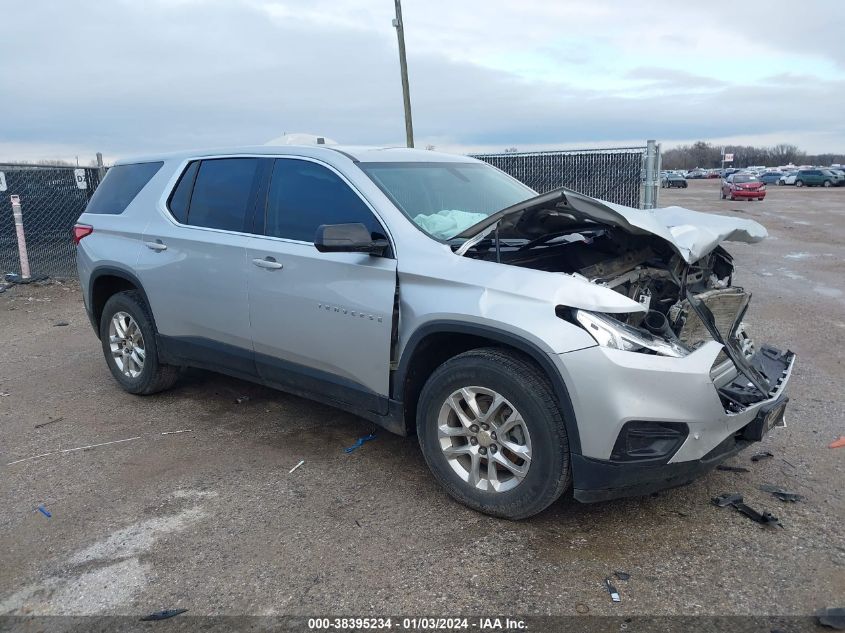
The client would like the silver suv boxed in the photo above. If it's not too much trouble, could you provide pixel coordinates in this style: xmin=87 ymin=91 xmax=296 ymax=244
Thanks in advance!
xmin=75 ymin=146 xmax=795 ymax=519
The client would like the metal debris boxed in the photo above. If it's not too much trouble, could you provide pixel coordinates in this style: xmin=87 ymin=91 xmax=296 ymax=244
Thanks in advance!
xmin=712 ymin=493 xmax=781 ymax=527
xmin=344 ymin=433 xmax=377 ymax=453
xmin=604 ymin=577 xmax=621 ymax=602
xmin=717 ymin=465 xmax=750 ymax=473
xmin=161 ymin=429 xmax=192 ymax=435
xmin=140 ymin=609 xmax=188 ymax=621
xmin=53 ymin=321 xmax=69 ymax=327
xmin=759 ymin=484 xmax=804 ymax=502
xmin=751 ymin=451 xmax=774 ymax=462
xmin=289 ymin=459 xmax=305 ymax=474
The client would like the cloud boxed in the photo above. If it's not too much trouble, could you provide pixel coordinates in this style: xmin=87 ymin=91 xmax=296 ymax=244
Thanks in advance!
xmin=1 ymin=0 xmax=843 ymax=161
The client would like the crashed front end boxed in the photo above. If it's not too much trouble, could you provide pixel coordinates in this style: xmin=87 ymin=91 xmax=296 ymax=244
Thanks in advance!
xmin=460 ymin=190 xmax=796 ymax=501
xmin=559 ymin=244 xmax=795 ymax=502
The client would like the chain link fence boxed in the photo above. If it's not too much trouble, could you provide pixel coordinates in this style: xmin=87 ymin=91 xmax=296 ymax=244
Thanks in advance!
xmin=472 ymin=146 xmax=654 ymax=209
xmin=1 ymin=165 xmax=102 ymax=279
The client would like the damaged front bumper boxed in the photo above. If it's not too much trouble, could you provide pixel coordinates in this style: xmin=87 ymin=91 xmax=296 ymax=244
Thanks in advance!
xmin=554 ymin=339 xmax=795 ymax=503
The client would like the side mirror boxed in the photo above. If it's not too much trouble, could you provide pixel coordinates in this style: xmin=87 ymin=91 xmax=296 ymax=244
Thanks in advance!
xmin=314 ymin=223 xmax=388 ymax=256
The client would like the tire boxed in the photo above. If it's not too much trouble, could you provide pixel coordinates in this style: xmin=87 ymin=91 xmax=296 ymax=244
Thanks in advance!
xmin=795 ymin=180 xmax=804 ymax=187
xmin=824 ymin=180 xmax=832 ymax=187
xmin=721 ymin=191 xmax=727 ymax=199
xmin=416 ymin=348 xmax=571 ymax=519
xmin=99 ymin=290 xmax=180 ymax=395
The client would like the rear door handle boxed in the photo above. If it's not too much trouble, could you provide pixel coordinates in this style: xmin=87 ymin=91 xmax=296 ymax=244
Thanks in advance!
xmin=252 ymin=257 xmax=283 ymax=270
xmin=144 ymin=240 xmax=167 ymax=251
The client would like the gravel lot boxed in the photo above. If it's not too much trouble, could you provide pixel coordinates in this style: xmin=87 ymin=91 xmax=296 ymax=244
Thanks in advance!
xmin=1 ymin=179 xmax=843 ymax=620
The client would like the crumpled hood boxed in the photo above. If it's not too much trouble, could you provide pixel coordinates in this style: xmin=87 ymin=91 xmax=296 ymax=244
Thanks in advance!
xmin=458 ymin=188 xmax=768 ymax=264
xmin=567 ymin=192 xmax=768 ymax=263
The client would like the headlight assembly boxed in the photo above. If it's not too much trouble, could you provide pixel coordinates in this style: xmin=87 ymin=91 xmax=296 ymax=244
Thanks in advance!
xmin=574 ymin=310 xmax=690 ymax=358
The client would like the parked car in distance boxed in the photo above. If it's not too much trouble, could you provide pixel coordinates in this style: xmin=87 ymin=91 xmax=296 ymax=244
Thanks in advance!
xmin=721 ymin=173 xmax=766 ymax=201
xmin=661 ymin=173 xmax=688 ymax=188
xmin=778 ymin=171 xmax=799 ymax=185
xmin=685 ymin=169 xmax=707 ymax=179
xmin=74 ymin=146 xmax=794 ymax=519
xmin=794 ymin=169 xmax=844 ymax=187
xmin=759 ymin=172 xmax=783 ymax=184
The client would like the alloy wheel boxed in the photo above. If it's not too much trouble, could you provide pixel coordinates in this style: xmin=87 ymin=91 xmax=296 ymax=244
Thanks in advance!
xmin=108 ymin=311 xmax=146 ymax=378
xmin=437 ymin=386 xmax=532 ymax=492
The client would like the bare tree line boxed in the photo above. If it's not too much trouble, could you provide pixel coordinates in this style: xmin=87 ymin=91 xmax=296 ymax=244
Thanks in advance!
xmin=661 ymin=141 xmax=845 ymax=170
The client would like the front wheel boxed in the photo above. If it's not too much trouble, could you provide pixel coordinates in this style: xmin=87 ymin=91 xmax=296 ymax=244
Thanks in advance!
xmin=100 ymin=291 xmax=180 ymax=395
xmin=824 ymin=180 xmax=832 ymax=187
xmin=417 ymin=348 xmax=571 ymax=519
xmin=796 ymin=180 xmax=804 ymax=187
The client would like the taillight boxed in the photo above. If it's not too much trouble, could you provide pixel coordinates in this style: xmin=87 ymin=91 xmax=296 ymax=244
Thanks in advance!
xmin=72 ymin=224 xmax=93 ymax=244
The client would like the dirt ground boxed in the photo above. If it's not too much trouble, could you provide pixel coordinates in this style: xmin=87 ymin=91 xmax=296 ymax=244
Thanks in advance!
xmin=1 ymin=179 xmax=843 ymax=621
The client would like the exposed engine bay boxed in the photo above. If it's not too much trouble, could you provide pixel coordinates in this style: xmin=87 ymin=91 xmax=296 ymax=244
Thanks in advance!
xmin=459 ymin=199 xmax=794 ymax=413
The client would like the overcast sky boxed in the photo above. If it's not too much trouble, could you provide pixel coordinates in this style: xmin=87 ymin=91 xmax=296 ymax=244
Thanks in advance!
xmin=2 ymin=0 xmax=844 ymax=162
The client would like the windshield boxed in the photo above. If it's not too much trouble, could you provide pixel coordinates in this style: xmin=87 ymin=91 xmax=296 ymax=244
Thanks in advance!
xmin=733 ymin=175 xmax=759 ymax=183
xmin=360 ymin=162 xmax=535 ymax=240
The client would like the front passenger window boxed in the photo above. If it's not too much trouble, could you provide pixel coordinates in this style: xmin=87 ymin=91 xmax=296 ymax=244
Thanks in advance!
xmin=265 ymin=159 xmax=386 ymax=242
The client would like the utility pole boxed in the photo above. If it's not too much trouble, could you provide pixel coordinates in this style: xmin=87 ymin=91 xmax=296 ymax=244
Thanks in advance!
xmin=392 ymin=0 xmax=414 ymax=148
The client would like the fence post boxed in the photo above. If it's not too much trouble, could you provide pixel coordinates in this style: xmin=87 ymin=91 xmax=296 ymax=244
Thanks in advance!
xmin=642 ymin=139 xmax=659 ymax=210
xmin=96 ymin=152 xmax=106 ymax=180
xmin=10 ymin=195 xmax=31 ymax=280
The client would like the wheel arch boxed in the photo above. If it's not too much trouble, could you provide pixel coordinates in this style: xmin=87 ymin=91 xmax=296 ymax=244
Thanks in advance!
xmin=393 ymin=320 xmax=582 ymax=454
xmin=88 ymin=266 xmax=152 ymax=336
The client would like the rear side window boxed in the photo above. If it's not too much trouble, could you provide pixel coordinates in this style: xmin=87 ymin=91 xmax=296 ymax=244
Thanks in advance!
xmin=84 ymin=162 xmax=163 ymax=215
xmin=265 ymin=159 xmax=384 ymax=242
xmin=187 ymin=158 xmax=261 ymax=232
xmin=167 ymin=161 xmax=199 ymax=223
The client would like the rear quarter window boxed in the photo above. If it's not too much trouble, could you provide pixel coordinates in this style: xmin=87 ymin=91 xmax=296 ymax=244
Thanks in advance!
xmin=84 ymin=161 xmax=163 ymax=215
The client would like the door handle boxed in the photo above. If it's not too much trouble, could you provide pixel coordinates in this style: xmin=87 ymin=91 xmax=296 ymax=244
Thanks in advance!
xmin=252 ymin=257 xmax=283 ymax=270
xmin=144 ymin=240 xmax=167 ymax=251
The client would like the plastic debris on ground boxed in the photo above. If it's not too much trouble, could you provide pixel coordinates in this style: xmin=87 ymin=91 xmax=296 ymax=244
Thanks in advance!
xmin=759 ymin=484 xmax=804 ymax=502
xmin=751 ymin=451 xmax=774 ymax=462
xmin=712 ymin=493 xmax=781 ymax=527
xmin=345 ymin=433 xmax=377 ymax=453
xmin=140 ymin=609 xmax=188 ymax=621
xmin=161 ymin=429 xmax=192 ymax=435
xmin=711 ymin=492 xmax=783 ymax=528
xmin=34 ymin=417 xmax=64 ymax=429
xmin=234 ymin=395 xmax=250 ymax=404
xmin=604 ymin=578 xmax=621 ymax=602
xmin=35 ymin=505 xmax=52 ymax=518
xmin=817 ymin=607 xmax=845 ymax=630
xmin=289 ymin=459 xmax=305 ymax=474
xmin=614 ymin=571 xmax=630 ymax=581
xmin=829 ymin=436 xmax=845 ymax=449
xmin=716 ymin=465 xmax=750 ymax=473
xmin=53 ymin=321 xmax=69 ymax=327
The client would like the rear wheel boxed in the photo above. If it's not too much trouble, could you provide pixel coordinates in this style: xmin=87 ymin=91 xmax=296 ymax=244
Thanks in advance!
xmin=417 ymin=348 xmax=571 ymax=519
xmin=100 ymin=291 xmax=180 ymax=395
